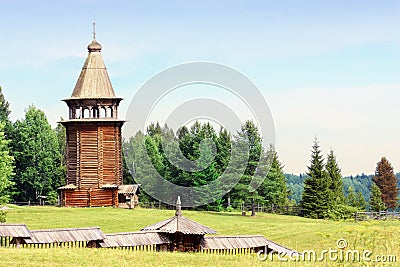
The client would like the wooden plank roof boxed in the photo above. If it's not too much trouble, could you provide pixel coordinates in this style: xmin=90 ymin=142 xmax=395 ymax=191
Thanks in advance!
xmin=201 ymin=235 xmax=300 ymax=255
xmin=22 ymin=227 xmax=105 ymax=244
xmin=57 ymin=184 xmax=77 ymax=190
xmin=67 ymin=39 xmax=117 ymax=100
xmin=118 ymin=184 xmax=139 ymax=195
xmin=141 ymin=215 xmax=217 ymax=235
xmin=99 ymin=232 xmax=170 ymax=248
xmin=0 ymin=224 xmax=31 ymax=238
xmin=201 ymin=235 xmax=268 ymax=250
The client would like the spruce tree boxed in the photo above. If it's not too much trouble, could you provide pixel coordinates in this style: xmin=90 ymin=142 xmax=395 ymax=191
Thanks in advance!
xmin=369 ymin=182 xmax=386 ymax=211
xmin=301 ymin=138 xmax=330 ymax=218
xmin=258 ymin=146 xmax=289 ymax=207
xmin=373 ymin=157 xmax=398 ymax=209
xmin=346 ymin=186 xmax=366 ymax=210
xmin=325 ymin=150 xmax=345 ymax=207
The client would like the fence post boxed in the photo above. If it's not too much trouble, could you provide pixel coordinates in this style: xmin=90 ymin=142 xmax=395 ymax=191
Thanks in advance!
xmin=355 ymin=212 xmax=358 ymax=222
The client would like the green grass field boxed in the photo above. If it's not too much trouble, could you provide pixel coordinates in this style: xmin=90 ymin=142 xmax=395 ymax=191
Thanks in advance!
xmin=1 ymin=206 xmax=399 ymax=266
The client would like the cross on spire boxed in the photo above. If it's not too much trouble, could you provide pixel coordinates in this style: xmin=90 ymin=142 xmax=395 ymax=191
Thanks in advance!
xmin=92 ymin=22 xmax=96 ymax=40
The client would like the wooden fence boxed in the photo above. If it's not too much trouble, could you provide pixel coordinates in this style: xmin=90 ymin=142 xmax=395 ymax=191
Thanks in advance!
xmin=138 ymin=202 xmax=303 ymax=216
xmin=355 ymin=211 xmax=400 ymax=221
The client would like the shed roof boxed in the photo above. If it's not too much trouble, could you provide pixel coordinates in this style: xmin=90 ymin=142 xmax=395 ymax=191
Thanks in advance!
xmin=99 ymin=231 xmax=170 ymax=248
xmin=201 ymin=235 xmax=300 ymax=255
xmin=67 ymin=39 xmax=117 ymax=100
xmin=201 ymin=235 xmax=268 ymax=250
xmin=141 ymin=215 xmax=217 ymax=235
xmin=22 ymin=227 xmax=105 ymax=244
xmin=0 ymin=224 xmax=31 ymax=238
xmin=118 ymin=184 xmax=140 ymax=195
xmin=101 ymin=183 xmax=118 ymax=189
xmin=58 ymin=184 xmax=77 ymax=190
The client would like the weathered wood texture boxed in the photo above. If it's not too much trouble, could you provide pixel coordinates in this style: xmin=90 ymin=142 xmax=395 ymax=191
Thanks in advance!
xmin=58 ymin=39 xmax=126 ymax=208
xmin=65 ymin=122 xmax=123 ymax=189
xmin=60 ymin=187 xmax=118 ymax=207
xmin=60 ymin=121 xmax=122 ymax=207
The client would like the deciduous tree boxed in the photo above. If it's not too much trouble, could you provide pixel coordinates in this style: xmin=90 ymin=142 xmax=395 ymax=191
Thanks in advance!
xmin=0 ymin=122 xmax=14 ymax=206
xmin=11 ymin=106 xmax=64 ymax=202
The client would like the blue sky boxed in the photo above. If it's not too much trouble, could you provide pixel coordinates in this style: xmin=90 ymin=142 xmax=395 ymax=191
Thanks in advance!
xmin=0 ymin=1 xmax=399 ymax=175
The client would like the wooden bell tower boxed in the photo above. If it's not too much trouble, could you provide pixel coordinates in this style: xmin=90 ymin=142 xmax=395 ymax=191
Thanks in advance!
xmin=58 ymin=31 xmax=124 ymax=207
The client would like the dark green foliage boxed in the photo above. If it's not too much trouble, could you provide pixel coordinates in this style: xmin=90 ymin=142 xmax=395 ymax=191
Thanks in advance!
xmin=343 ymin=174 xmax=372 ymax=203
xmin=10 ymin=106 xmax=64 ymax=202
xmin=0 ymin=122 xmax=14 ymax=206
xmin=124 ymin=120 xmax=289 ymax=210
xmin=369 ymin=182 xmax=386 ymax=211
xmin=0 ymin=211 xmax=6 ymax=223
xmin=288 ymin=173 xmax=372 ymax=205
xmin=373 ymin=157 xmax=398 ymax=210
xmin=285 ymin=173 xmax=306 ymax=204
xmin=258 ymin=146 xmax=289 ymax=206
xmin=345 ymin=186 xmax=366 ymax=210
xmin=0 ymin=86 xmax=13 ymax=139
xmin=325 ymin=150 xmax=345 ymax=206
xmin=54 ymin=121 xmax=66 ymax=166
xmin=301 ymin=138 xmax=330 ymax=218
xmin=229 ymin=121 xmax=262 ymax=204
xmin=327 ymin=204 xmax=359 ymax=220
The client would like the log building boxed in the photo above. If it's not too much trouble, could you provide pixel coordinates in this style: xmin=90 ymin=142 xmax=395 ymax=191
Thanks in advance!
xmin=58 ymin=34 xmax=126 ymax=207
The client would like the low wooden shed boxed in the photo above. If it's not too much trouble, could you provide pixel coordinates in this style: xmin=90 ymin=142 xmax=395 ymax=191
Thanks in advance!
xmin=118 ymin=184 xmax=140 ymax=209
xmin=141 ymin=196 xmax=216 ymax=252
xmin=96 ymin=231 xmax=170 ymax=251
xmin=11 ymin=227 xmax=105 ymax=248
xmin=200 ymin=235 xmax=300 ymax=255
xmin=0 ymin=224 xmax=31 ymax=247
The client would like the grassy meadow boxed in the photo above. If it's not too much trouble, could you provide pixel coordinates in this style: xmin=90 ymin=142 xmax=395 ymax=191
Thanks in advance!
xmin=1 ymin=205 xmax=400 ymax=266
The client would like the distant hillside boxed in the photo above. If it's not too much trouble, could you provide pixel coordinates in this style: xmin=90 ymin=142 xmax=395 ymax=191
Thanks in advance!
xmin=284 ymin=173 xmax=400 ymax=204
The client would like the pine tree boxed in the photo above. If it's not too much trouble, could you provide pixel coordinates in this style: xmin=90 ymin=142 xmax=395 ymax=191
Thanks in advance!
xmin=369 ymin=182 xmax=386 ymax=211
xmin=325 ymin=150 xmax=345 ymax=207
xmin=373 ymin=157 xmax=398 ymax=209
xmin=301 ymin=138 xmax=330 ymax=218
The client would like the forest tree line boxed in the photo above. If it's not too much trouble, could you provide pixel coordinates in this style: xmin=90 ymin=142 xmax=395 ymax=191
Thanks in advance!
xmin=0 ymin=85 xmax=398 ymax=221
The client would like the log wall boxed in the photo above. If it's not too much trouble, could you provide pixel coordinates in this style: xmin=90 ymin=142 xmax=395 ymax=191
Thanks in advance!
xmin=61 ymin=121 xmax=123 ymax=207
xmin=62 ymin=188 xmax=118 ymax=207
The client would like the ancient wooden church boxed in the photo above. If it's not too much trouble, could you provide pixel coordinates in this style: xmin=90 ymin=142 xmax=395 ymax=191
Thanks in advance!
xmin=58 ymin=33 xmax=136 ymax=207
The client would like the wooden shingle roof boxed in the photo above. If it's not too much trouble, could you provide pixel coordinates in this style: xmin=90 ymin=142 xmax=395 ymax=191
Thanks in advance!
xmin=22 ymin=227 xmax=105 ymax=244
xmin=201 ymin=235 xmax=300 ymax=255
xmin=0 ymin=224 xmax=31 ymax=238
xmin=118 ymin=184 xmax=140 ymax=195
xmin=99 ymin=232 xmax=170 ymax=248
xmin=141 ymin=215 xmax=217 ymax=235
xmin=142 ymin=196 xmax=216 ymax=235
xmin=67 ymin=39 xmax=117 ymax=100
